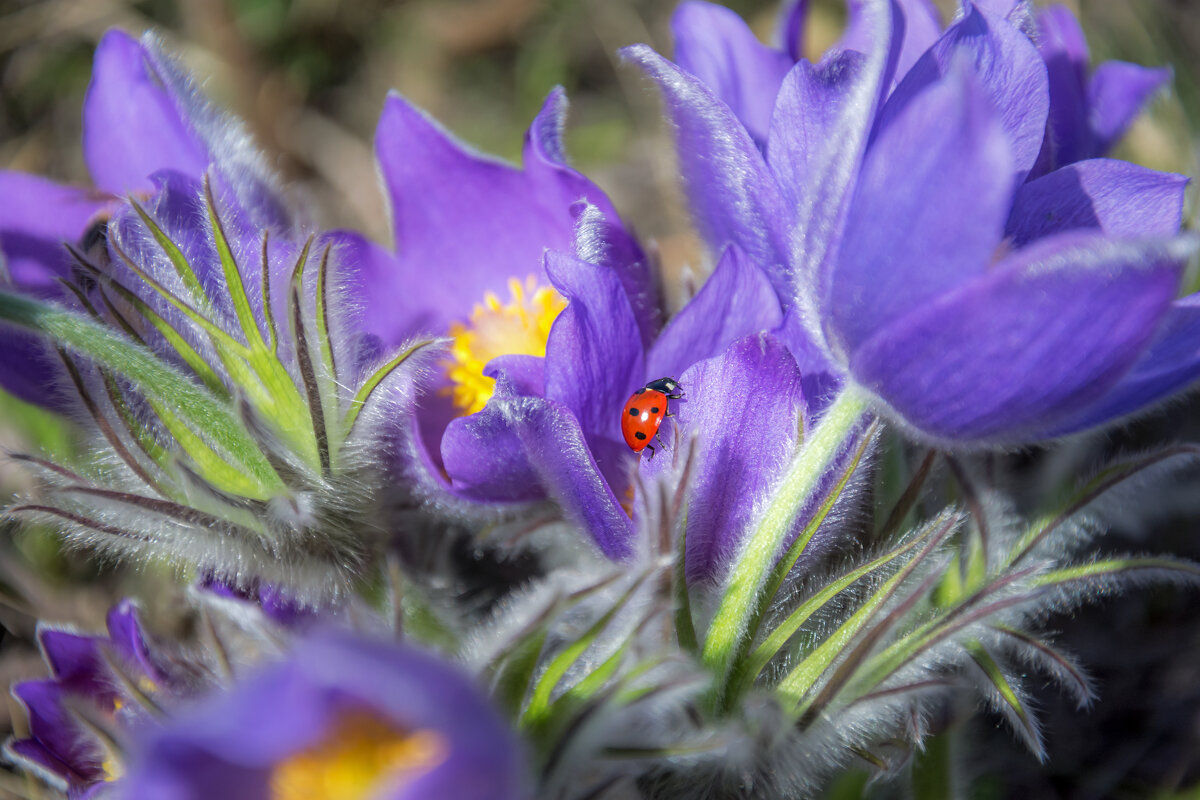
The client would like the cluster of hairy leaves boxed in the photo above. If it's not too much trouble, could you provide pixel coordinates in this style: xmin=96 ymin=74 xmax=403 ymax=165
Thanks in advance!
xmin=0 ymin=179 xmax=434 ymax=604
xmin=456 ymin=425 xmax=1200 ymax=800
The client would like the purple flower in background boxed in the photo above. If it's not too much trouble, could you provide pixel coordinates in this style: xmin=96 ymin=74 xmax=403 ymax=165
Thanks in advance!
xmin=629 ymin=0 xmax=1200 ymax=445
xmin=117 ymin=630 xmax=529 ymax=800
xmin=0 ymin=30 xmax=290 ymax=407
xmin=8 ymin=593 xmax=293 ymax=797
xmin=8 ymin=601 xmax=176 ymax=795
xmin=1032 ymin=3 xmax=1171 ymax=175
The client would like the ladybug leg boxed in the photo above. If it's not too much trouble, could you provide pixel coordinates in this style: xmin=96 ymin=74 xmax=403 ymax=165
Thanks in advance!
xmin=655 ymin=429 xmax=668 ymax=451
xmin=645 ymin=442 xmax=656 ymax=460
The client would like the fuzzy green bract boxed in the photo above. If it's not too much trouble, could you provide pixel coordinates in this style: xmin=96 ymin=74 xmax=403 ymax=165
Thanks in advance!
xmin=0 ymin=174 xmax=434 ymax=604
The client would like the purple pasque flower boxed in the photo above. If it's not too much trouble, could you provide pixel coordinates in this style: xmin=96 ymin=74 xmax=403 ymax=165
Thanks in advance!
xmin=8 ymin=591 xmax=299 ymax=797
xmin=328 ymin=85 xmax=665 ymax=513
xmin=440 ymin=227 xmax=795 ymax=574
xmin=669 ymin=0 xmax=942 ymax=150
xmin=7 ymin=601 xmax=168 ymax=795
xmin=628 ymin=0 xmax=1198 ymax=445
xmin=0 ymin=29 xmax=291 ymax=408
xmin=672 ymin=0 xmax=1168 ymax=177
xmin=116 ymin=629 xmax=529 ymax=800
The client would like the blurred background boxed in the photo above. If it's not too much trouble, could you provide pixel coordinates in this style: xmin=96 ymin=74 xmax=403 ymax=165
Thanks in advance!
xmin=0 ymin=0 xmax=1198 ymax=797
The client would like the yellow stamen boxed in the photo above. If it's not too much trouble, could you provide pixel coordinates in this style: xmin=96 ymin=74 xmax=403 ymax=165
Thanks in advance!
xmin=270 ymin=711 xmax=446 ymax=800
xmin=445 ymin=276 xmax=567 ymax=415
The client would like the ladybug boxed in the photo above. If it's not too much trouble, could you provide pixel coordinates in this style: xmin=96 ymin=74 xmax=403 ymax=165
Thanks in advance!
xmin=621 ymin=377 xmax=684 ymax=458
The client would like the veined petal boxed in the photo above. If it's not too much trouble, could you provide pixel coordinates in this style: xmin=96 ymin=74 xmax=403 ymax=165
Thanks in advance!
xmin=1007 ymin=159 xmax=1186 ymax=246
xmin=876 ymin=3 xmax=1049 ymax=184
xmin=83 ymin=30 xmax=208 ymax=196
xmin=849 ymin=232 xmax=1191 ymax=442
xmin=331 ymin=229 xmax=440 ymax=347
xmin=443 ymin=390 xmax=635 ymax=560
xmin=647 ymin=244 xmax=782 ymax=380
xmin=0 ymin=172 xmax=107 ymax=407
xmin=1047 ymin=293 xmax=1200 ymax=435
xmin=0 ymin=172 xmax=107 ymax=293
xmin=766 ymin=51 xmax=866 ymax=211
xmin=620 ymin=44 xmax=788 ymax=279
xmin=544 ymin=251 xmax=644 ymax=493
xmin=671 ymin=1 xmax=794 ymax=148
xmin=1088 ymin=61 xmax=1172 ymax=155
xmin=374 ymin=88 xmax=609 ymax=331
xmin=646 ymin=333 xmax=805 ymax=584
xmin=1036 ymin=4 xmax=1090 ymax=170
xmin=841 ymin=0 xmax=942 ymax=86
xmin=830 ymin=64 xmax=1012 ymax=353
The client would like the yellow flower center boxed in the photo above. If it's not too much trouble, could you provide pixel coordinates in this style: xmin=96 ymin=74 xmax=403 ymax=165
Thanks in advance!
xmin=445 ymin=276 xmax=567 ymax=415
xmin=269 ymin=711 xmax=447 ymax=800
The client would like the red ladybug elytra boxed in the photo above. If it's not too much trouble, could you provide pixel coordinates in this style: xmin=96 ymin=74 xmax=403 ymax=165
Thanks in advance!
xmin=621 ymin=377 xmax=683 ymax=458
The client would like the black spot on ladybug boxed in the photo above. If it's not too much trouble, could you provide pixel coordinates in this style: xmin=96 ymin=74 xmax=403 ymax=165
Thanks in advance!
xmin=650 ymin=407 xmax=659 ymax=414
xmin=635 ymin=388 xmax=646 ymax=394
xmin=628 ymin=408 xmax=638 ymax=416
xmin=635 ymin=431 xmax=647 ymax=440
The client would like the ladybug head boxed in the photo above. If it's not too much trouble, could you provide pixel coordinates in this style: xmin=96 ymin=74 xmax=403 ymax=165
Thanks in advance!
xmin=645 ymin=377 xmax=681 ymax=396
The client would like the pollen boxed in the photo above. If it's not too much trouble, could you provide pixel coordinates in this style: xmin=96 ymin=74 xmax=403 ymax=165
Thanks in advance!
xmin=269 ymin=711 xmax=446 ymax=800
xmin=445 ymin=276 xmax=567 ymax=415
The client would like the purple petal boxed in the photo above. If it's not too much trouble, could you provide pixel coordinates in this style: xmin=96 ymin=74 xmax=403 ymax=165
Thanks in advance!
xmin=1088 ymin=61 xmax=1171 ymax=155
xmin=647 ymin=244 xmax=782 ymax=380
xmin=1048 ymin=293 xmax=1200 ymax=434
xmin=37 ymin=629 xmax=105 ymax=693
xmin=0 ymin=172 xmax=108 ymax=293
xmin=785 ymin=0 xmax=894 ymax=332
xmin=13 ymin=681 xmax=104 ymax=783
xmin=543 ymin=251 xmax=645 ymax=492
xmin=849 ymin=232 xmax=1190 ymax=442
xmin=655 ymin=334 xmax=805 ymax=583
xmin=620 ymin=45 xmax=788 ymax=281
xmin=485 ymin=354 xmax=545 ymax=398
xmin=889 ymin=0 xmax=943 ymax=81
xmin=766 ymin=50 xmax=866 ymax=211
xmin=876 ymin=3 xmax=1049 ymax=184
xmin=1035 ymin=4 xmax=1090 ymax=170
xmin=331 ymin=229 xmax=439 ymax=346
xmin=374 ymin=88 xmax=609 ymax=331
xmin=829 ymin=64 xmax=1012 ymax=353
xmin=840 ymin=0 xmax=941 ymax=86
xmin=82 ymin=30 xmax=208 ymax=196
xmin=106 ymin=600 xmax=167 ymax=684
xmin=443 ymin=389 xmax=634 ymax=560
xmin=0 ymin=172 xmax=109 ymax=407
xmin=671 ymin=1 xmax=795 ymax=148
xmin=571 ymin=204 xmax=659 ymax=348
xmin=441 ymin=386 xmax=547 ymax=504
xmin=778 ymin=0 xmax=807 ymax=61
xmin=1007 ymin=159 xmax=1186 ymax=246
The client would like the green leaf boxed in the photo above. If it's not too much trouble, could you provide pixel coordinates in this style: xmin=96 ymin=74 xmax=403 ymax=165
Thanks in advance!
xmin=731 ymin=523 xmax=927 ymax=700
xmin=130 ymin=198 xmax=210 ymax=307
xmin=521 ymin=576 xmax=645 ymax=728
xmin=703 ymin=387 xmax=870 ymax=694
xmin=775 ymin=510 xmax=959 ymax=711
xmin=491 ymin=629 xmax=549 ymax=718
xmin=0 ymin=291 xmax=282 ymax=495
xmin=343 ymin=339 xmax=437 ymax=436
xmin=1032 ymin=557 xmax=1200 ymax=587
xmin=1008 ymin=445 xmax=1200 ymax=568
xmin=965 ymin=640 xmax=1041 ymax=757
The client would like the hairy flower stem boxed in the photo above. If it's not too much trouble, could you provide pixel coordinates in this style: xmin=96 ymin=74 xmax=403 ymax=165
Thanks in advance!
xmin=702 ymin=386 xmax=870 ymax=701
